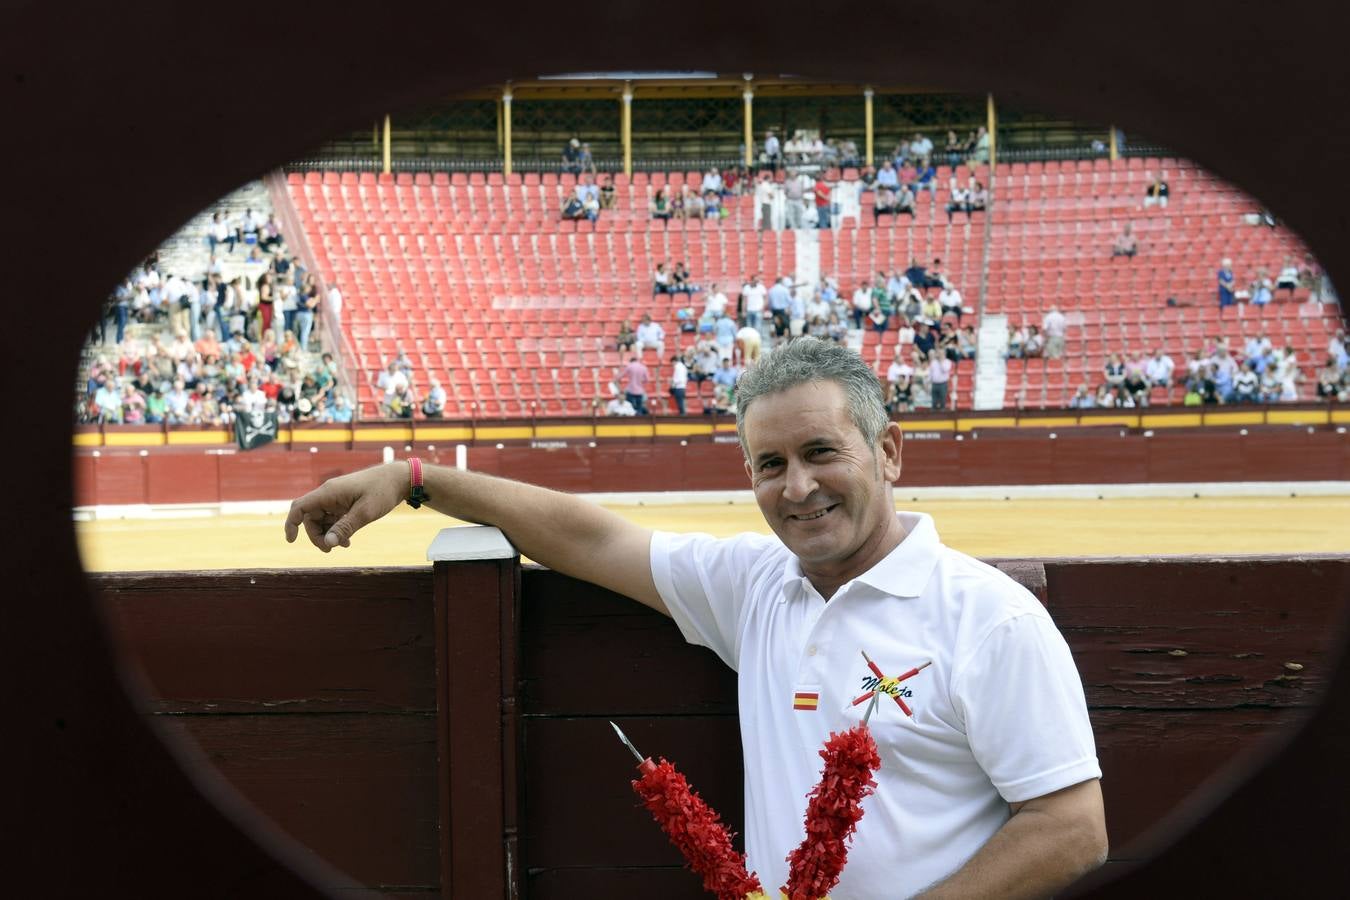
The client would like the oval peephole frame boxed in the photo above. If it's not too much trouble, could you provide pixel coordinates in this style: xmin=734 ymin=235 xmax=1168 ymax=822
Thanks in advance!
xmin=17 ymin=3 xmax=1350 ymax=898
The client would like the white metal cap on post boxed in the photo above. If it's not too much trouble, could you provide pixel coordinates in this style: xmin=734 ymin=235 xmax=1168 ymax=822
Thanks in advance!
xmin=426 ymin=525 xmax=517 ymax=562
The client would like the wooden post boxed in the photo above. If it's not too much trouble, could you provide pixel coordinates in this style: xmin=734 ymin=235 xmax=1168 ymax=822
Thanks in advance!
xmin=430 ymin=525 xmax=521 ymax=900
xmin=864 ymin=87 xmax=875 ymax=168
xmin=621 ymin=83 xmax=633 ymax=178
xmin=496 ymin=99 xmax=503 ymax=155
xmin=986 ymin=93 xmax=997 ymax=173
xmin=1109 ymin=125 xmax=1119 ymax=161
xmin=382 ymin=115 xmax=392 ymax=176
xmin=742 ymin=75 xmax=754 ymax=168
xmin=502 ymin=87 xmax=514 ymax=177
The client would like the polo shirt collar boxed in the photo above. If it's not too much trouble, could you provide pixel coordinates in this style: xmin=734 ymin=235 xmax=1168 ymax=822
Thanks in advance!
xmin=778 ymin=512 xmax=942 ymax=601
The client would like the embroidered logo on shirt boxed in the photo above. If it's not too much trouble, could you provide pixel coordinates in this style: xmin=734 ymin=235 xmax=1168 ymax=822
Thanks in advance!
xmin=851 ymin=650 xmax=931 ymax=718
xmin=792 ymin=691 xmax=820 ymax=711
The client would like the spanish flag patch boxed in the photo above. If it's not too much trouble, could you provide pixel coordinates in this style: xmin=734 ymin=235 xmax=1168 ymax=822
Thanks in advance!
xmin=792 ymin=691 xmax=819 ymax=711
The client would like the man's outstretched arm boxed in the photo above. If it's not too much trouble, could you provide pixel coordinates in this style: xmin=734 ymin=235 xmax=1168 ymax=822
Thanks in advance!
xmin=284 ymin=461 xmax=666 ymax=615
xmin=915 ymin=778 xmax=1107 ymax=900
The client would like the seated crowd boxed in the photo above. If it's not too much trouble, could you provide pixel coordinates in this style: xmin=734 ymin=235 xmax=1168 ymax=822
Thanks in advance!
xmin=80 ymin=207 xmax=345 ymax=426
xmin=596 ymin=256 xmax=976 ymax=417
xmin=1061 ymin=333 xmax=1326 ymax=409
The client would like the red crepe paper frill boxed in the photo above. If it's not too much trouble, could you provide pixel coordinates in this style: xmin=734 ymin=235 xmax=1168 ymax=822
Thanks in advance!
xmin=632 ymin=758 xmax=765 ymax=900
xmin=781 ymin=724 xmax=881 ymax=900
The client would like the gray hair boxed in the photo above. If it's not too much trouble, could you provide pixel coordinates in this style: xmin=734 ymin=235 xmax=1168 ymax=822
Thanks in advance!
xmin=735 ymin=337 xmax=888 ymax=457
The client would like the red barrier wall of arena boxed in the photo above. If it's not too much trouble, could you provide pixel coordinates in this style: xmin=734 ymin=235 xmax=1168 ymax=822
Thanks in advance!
xmin=74 ymin=425 xmax=1350 ymax=506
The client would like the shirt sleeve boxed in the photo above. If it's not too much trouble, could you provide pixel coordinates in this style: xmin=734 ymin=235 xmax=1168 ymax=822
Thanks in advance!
xmin=952 ymin=611 xmax=1102 ymax=804
xmin=649 ymin=530 xmax=779 ymax=671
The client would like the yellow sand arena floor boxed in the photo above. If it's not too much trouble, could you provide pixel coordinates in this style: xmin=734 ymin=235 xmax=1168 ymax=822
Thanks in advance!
xmin=75 ymin=495 xmax=1350 ymax=572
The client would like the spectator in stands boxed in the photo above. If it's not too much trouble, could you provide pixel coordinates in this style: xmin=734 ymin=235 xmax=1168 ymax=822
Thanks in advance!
xmin=1122 ymin=353 xmax=1150 ymax=405
xmin=814 ymin=175 xmax=831 ymax=229
xmin=690 ymin=338 xmax=718 ymax=398
xmin=601 ymin=392 xmax=636 ymax=416
xmin=712 ymin=358 xmax=740 ymax=397
xmin=736 ymin=320 xmax=763 ymax=365
xmin=1146 ymin=348 xmax=1175 ymax=390
xmin=702 ymin=283 xmax=728 ymax=322
xmin=742 ymin=274 xmax=767 ymax=330
xmin=913 ymin=158 xmax=939 ymax=200
xmin=714 ymin=311 xmax=737 ymax=361
xmin=1103 ymin=353 xmax=1126 ymax=397
xmin=668 ymin=354 xmax=689 ymax=415
xmin=1067 ymin=384 xmax=1094 ymax=409
xmin=258 ymin=214 xmax=283 ymax=252
xmin=615 ymin=318 xmax=637 ymax=354
xmin=913 ymin=319 xmax=937 ymax=358
xmin=653 ymin=263 xmax=673 ymax=295
xmin=1112 ymin=223 xmax=1137 ymax=258
xmin=783 ymin=170 xmax=809 ymax=229
xmin=578 ymin=142 xmax=595 ymax=174
xmin=1249 ymin=268 xmax=1274 ymax=306
xmin=326 ymin=281 xmax=342 ymax=327
xmin=944 ymin=130 xmax=964 ymax=164
xmin=1042 ymin=305 xmax=1067 ymax=358
xmin=957 ymin=325 xmax=978 ymax=361
xmin=562 ymin=138 xmax=583 ymax=175
xmin=1216 ymin=258 xmax=1238 ymax=313
xmin=919 ymin=291 xmax=943 ymax=325
xmin=704 ymin=190 xmax=723 ymax=219
xmin=927 ymin=350 xmax=953 ymax=409
xmin=1023 ymin=325 xmax=1046 ymax=359
xmin=945 ymin=176 xmax=970 ymax=223
xmin=876 ymin=160 xmax=900 ymax=192
xmin=650 ymin=187 xmax=672 ymax=221
xmin=256 ymin=272 xmax=276 ymax=340
xmin=237 ymin=208 xmax=262 ymax=248
xmin=886 ymin=349 xmax=914 ymax=413
xmin=1233 ymin=360 xmax=1261 ymax=404
xmin=1330 ymin=329 xmax=1350 ymax=369
xmin=421 ymin=377 xmax=446 ymax=418
xmin=754 ymin=173 xmax=777 ymax=231
xmin=636 ymin=314 xmax=666 ymax=357
xmin=672 ymin=262 xmax=698 ymax=294
xmin=598 ymin=174 xmax=616 ymax=210
xmin=681 ymin=185 xmax=704 ymax=220
xmin=850 ymin=281 xmax=873 ymax=331
xmin=1143 ymin=171 xmax=1169 ymax=209
xmin=967 ymin=179 xmax=988 ymax=214
xmin=296 ymin=274 xmax=320 ymax=351
xmin=1094 ymin=384 xmax=1118 ymax=408
xmin=701 ymin=168 xmax=723 ymax=196
xmin=1315 ymin=357 xmax=1342 ymax=401
xmin=562 ymin=188 xmax=587 ymax=221
xmin=207 ymin=211 xmax=236 ymax=254
xmin=1276 ymin=256 xmax=1301 ymax=299
xmin=621 ymin=355 xmax=650 ymax=414
xmin=910 ymin=132 xmax=934 ymax=166
xmin=762 ymin=130 xmax=782 ymax=171
xmin=938 ymin=283 xmax=964 ymax=323
xmin=971 ymin=126 xmax=991 ymax=164
xmin=826 ymin=313 xmax=847 ymax=344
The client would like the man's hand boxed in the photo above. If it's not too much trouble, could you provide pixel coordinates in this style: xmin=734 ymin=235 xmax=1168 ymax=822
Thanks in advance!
xmin=284 ymin=462 xmax=407 ymax=552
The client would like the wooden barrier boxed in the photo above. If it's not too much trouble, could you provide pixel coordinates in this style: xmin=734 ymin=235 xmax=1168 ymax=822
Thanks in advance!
xmin=96 ymin=532 xmax=1350 ymax=897
xmin=74 ymin=424 xmax=1350 ymax=507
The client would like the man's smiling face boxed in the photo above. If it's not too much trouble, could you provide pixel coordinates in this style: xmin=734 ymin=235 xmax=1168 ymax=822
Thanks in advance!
xmin=743 ymin=380 xmax=902 ymax=588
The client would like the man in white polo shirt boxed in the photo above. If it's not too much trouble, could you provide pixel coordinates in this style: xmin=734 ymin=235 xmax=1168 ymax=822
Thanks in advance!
xmin=284 ymin=337 xmax=1106 ymax=900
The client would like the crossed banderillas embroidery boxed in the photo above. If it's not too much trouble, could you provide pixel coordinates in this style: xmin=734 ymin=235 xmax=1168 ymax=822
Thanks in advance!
xmin=851 ymin=650 xmax=932 ymax=719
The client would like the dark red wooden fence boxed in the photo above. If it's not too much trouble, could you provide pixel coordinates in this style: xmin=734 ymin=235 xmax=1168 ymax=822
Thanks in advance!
xmin=96 ymin=535 xmax=1350 ymax=897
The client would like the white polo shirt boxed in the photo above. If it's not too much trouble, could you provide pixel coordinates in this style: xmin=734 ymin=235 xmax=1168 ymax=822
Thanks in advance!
xmin=650 ymin=512 xmax=1100 ymax=899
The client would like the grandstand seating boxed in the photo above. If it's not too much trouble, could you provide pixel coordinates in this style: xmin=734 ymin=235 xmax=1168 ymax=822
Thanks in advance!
xmin=984 ymin=157 xmax=1336 ymax=407
xmin=286 ymin=168 xmax=986 ymax=418
xmin=283 ymin=159 xmax=1340 ymax=419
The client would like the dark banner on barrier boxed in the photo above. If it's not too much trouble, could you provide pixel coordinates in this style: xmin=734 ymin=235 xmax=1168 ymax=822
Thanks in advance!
xmin=234 ymin=409 xmax=279 ymax=451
